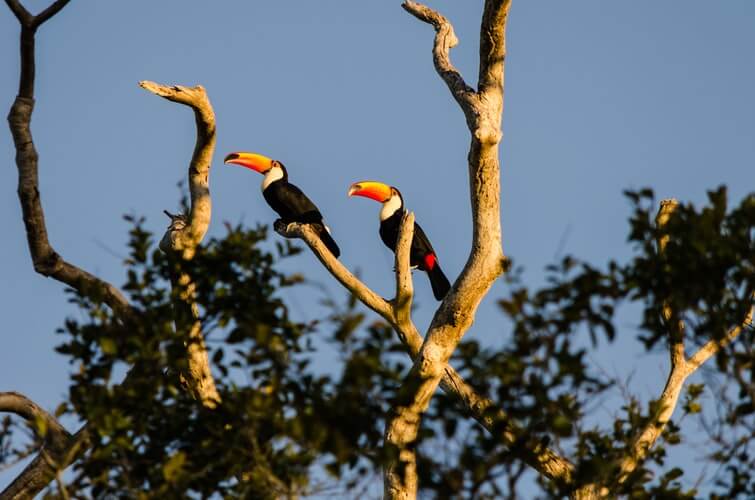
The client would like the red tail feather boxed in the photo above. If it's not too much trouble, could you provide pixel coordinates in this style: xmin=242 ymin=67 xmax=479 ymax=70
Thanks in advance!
xmin=423 ymin=252 xmax=437 ymax=270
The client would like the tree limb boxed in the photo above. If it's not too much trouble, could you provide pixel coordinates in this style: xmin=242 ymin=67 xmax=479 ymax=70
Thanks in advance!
xmin=31 ymin=0 xmax=70 ymax=28
xmin=402 ymin=1 xmax=476 ymax=120
xmin=3 ymin=0 xmax=31 ymax=25
xmin=6 ymin=0 xmax=133 ymax=321
xmin=1 ymin=425 xmax=89 ymax=500
xmin=686 ymin=303 xmax=753 ymax=372
xmin=385 ymin=2 xmax=511 ymax=497
xmin=0 ymin=392 xmax=88 ymax=500
xmin=656 ymin=200 xmax=686 ymax=368
xmin=140 ymin=81 xmax=220 ymax=409
xmin=2 ymin=3 xmax=135 ymax=496
xmin=610 ymin=202 xmax=754 ymax=487
xmin=0 ymin=392 xmax=70 ymax=455
xmin=140 ymin=81 xmax=215 ymax=260
xmin=393 ymin=211 xmax=415 ymax=327
xmin=275 ymin=215 xmax=573 ymax=488
xmin=273 ymin=222 xmax=495 ymax=437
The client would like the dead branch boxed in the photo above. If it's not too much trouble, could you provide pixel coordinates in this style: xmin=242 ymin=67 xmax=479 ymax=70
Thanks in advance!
xmin=3 ymin=2 xmax=129 ymax=493
xmin=384 ymin=2 xmax=512 ymax=497
xmin=6 ymin=0 xmax=133 ymax=322
xmin=140 ymin=81 xmax=220 ymax=409
xmin=393 ymin=212 xmax=415 ymax=326
xmin=140 ymin=81 xmax=215 ymax=259
xmin=276 ymin=215 xmax=573 ymax=488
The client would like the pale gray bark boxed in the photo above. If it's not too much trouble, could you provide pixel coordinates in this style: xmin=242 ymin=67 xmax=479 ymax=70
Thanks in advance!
xmin=140 ymin=81 xmax=220 ymax=409
xmin=277 ymin=216 xmax=575 ymax=487
xmin=5 ymin=1 xmax=750 ymax=498
xmin=383 ymin=2 xmax=511 ymax=497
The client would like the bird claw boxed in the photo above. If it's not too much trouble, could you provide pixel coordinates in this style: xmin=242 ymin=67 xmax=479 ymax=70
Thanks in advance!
xmin=392 ymin=265 xmax=418 ymax=272
xmin=273 ymin=219 xmax=298 ymax=238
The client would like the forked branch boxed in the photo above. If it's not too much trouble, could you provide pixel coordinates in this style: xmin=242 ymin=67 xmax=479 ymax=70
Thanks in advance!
xmin=275 ymin=217 xmax=573 ymax=487
xmin=6 ymin=0 xmax=133 ymax=322
xmin=384 ymin=2 xmax=511 ymax=497
xmin=605 ymin=201 xmax=755 ymax=489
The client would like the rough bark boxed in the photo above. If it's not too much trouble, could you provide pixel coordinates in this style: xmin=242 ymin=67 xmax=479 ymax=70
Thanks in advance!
xmin=140 ymin=81 xmax=220 ymax=409
xmin=2 ymin=3 xmax=220 ymax=494
xmin=276 ymin=217 xmax=574 ymax=485
xmin=2 ymin=2 xmax=118 ymax=497
xmin=383 ymin=2 xmax=511 ymax=497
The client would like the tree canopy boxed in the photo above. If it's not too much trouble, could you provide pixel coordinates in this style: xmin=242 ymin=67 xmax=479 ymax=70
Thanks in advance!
xmin=1 ymin=1 xmax=753 ymax=499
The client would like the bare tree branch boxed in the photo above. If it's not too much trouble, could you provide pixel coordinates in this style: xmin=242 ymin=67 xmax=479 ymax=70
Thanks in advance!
xmin=276 ymin=213 xmax=573 ymax=489
xmin=0 ymin=392 xmax=70 ymax=454
xmin=1 ymin=3 xmax=133 ymax=495
xmin=140 ymin=80 xmax=220 ymax=409
xmin=0 ymin=392 xmax=88 ymax=500
xmin=273 ymin=222 xmax=498 ymax=436
xmin=140 ymin=81 xmax=215 ymax=259
xmin=384 ymin=2 xmax=511 ymax=497
xmin=6 ymin=0 xmax=133 ymax=321
xmin=393 ymin=211 xmax=415 ymax=327
xmin=687 ymin=303 xmax=753 ymax=372
xmin=3 ymin=4 xmax=221 ymax=492
xmin=607 ymin=202 xmax=754 ymax=488
xmin=402 ymin=1 xmax=476 ymax=117
xmin=477 ymin=0 xmax=509 ymax=96
xmin=600 ymin=200 xmax=692 ymax=490
xmin=1 ymin=425 xmax=88 ymax=500
xmin=3 ymin=0 xmax=31 ymax=25
xmin=31 ymin=0 xmax=70 ymax=28
xmin=656 ymin=200 xmax=686 ymax=368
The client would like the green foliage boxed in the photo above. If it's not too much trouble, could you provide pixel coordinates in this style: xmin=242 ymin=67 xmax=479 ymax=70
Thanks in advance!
xmin=4 ymin=186 xmax=750 ymax=498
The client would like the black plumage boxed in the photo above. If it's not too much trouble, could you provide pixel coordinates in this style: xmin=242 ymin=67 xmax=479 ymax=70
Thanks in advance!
xmin=263 ymin=164 xmax=340 ymax=258
xmin=379 ymin=208 xmax=450 ymax=301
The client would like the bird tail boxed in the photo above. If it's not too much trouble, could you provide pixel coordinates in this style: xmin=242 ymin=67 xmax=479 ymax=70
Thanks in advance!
xmin=427 ymin=263 xmax=451 ymax=301
xmin=317 ymin=225 xmax=341 ymax=258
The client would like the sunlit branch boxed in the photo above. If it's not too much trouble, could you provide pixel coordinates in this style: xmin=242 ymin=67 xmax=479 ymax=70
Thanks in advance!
xmin=140 ymin=80 xmax=220 ymax=409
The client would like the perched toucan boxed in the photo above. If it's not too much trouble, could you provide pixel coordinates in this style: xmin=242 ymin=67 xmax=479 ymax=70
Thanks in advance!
xmin=225 ymin=152 xmax=340 ymax=257
xmin=348 ymin=181 xmax=451 ymax=300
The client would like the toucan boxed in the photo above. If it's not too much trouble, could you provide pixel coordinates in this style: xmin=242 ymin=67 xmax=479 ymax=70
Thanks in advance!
xmin=348 ymin=181 xmax=451 ymax=300
xmin=225 ymin=152 xmax=341 ymax=257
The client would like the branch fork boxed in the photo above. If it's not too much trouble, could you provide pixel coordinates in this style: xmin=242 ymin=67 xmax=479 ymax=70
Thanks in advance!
xmin=607 ymin=199 xmax=755 ymax=489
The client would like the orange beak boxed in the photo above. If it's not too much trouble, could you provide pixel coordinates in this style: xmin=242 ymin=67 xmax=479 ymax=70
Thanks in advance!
xmin=348 ymin=181 xmax=393 ymax=202
xmin=224 ymin=152 xmax=273 ymax=174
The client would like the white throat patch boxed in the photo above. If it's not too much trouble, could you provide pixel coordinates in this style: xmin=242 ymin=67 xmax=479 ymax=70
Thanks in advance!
xmin=261 ymin=167 xmax=284 ymax=191
xmin=379 ymin=194 xmax=402 ymax=221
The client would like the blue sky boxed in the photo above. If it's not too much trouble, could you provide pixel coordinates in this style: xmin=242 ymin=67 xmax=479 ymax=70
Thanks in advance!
xmin=2 ymin=1 xmax=754 ymax=494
